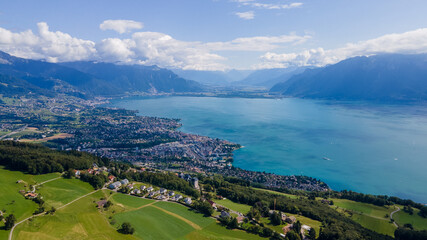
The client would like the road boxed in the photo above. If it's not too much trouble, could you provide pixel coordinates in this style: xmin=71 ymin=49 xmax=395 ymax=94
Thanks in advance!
xmin=0 ymin=125 xmax=28 ymax=140
xmin=390 ymin=206 xmax=401 ymax=227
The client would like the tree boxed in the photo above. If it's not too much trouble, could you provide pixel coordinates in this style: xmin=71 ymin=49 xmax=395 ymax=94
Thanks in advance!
xmin=118 ymin=222 xmax=135 ymax=235
xmin=285 ymin=230 xmax=302 ymax=240
xmin=246 ymin=207 xmax=261 ymax=221
xmin=227 ymin=217 xmax=238 ymax=229
xmin=419 ymin=206 xmax=427 ymax=218
xmin=64 ymin=168 xmax=74 ymax=179
xmin=4 ymin=214 xmax=16 ymax=230
xmin=308 ymin=228 xmax=316 ymax=240
xmin=193 ymin=200 xmax=214 ymax=216
xmin=261 ymin=227 xmax=273 ymax=237
xmin=270 ymin=211 xmax=282 ymax=225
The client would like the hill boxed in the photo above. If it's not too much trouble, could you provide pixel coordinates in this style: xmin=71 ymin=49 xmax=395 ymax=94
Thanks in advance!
xmin=270 ymin=54 xmax=427 ymax=101
xmin=235 ymin=67 xmax=307 ymax=88
xmin=0 ymin=51 xmax=202 ymax=97
xmin=173 ymin=69 xmax=252 ymax=86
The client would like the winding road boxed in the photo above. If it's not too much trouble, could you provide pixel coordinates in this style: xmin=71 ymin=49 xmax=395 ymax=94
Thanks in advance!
xmin=390 ymin=206 xmax=401 ymax=227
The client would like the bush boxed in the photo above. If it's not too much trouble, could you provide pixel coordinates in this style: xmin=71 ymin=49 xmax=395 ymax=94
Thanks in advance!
xmin=118 ymin=222 xmax=135 ymax=235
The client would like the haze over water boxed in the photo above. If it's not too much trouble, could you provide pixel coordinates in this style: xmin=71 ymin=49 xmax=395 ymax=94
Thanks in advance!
xmin=111 ymin=96 xmax=427 ymax=203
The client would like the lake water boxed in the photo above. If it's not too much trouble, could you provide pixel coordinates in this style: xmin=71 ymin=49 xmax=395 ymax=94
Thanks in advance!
xmin=110 ymin=96 xmax=427 ymax=203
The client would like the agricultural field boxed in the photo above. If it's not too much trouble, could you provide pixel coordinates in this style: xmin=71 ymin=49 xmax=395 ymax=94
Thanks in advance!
xmin=330 ymin=198 xmax=397 ymax=236
xmin=13 ymin=191 xmax=133 ymax=240
xmin=215 ymin=199 xmax=251 ymax=214
xmin=393 ymin=206 xmax=427 ymax=231
xmin=37 ymin=178 xmax=94 ymax=208
xmin=253 ymin=188 xmax=300 ymax=199
xmin=0 ymin=167 xmax=61 ymax=239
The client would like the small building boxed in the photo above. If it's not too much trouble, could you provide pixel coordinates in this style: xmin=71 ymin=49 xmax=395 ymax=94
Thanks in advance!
xmin=184 ymin=197 xmax=192 ymax=205
xmin=25 ymin=192 xmax=38 ymax=199
xmin=97 ymin=200 xmax=107 ymax=208
xmin=159 ymin=188 xmax=167 ymax=194
xmin=207 ymin=200 xmax=217 ymax=209
xmin=109 ymin=181 xmax=121 ymax=189
xmin=140 ymin=185 xmax=146 ymax=191
xmin=126 ymin=184 xmax=134 ymax=190
xmin=120 ymin=179 xmax=129 ymax=185
xmin=168 ymin=191 xmax=175 ymax=197
xmin=108 ymin=175 xmax=115 ymax=182
xmin=148 ymin=192 xmax=156 ymax=198
xmin=285 ymin=216 xmax=296 ymax=224
xmin=131 ymin=189 xmax=141 ymax=195
xmin=74 ymin=170 xmax=81 ymax=177
xmin=173 ymin=194 xmax=183 ymax=201
xmin=147 ymin=186 xmax=154 ymax=192
xmin=220 ymin=211 xmax=231 ymax=219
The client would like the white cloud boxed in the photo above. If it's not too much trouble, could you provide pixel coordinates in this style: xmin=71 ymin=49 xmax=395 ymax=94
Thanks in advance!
xmin=99 ymin=19 xmax=143 ymax=34
xmin=235 ymin=11 xmax=255 ymax=20
xmin=236 ymin=1 xmax=303 ymax=10
xmin=0 ymin=22 xmax=96 ymax=62
xmin=257 ymin=28 xmax=427 ymax=69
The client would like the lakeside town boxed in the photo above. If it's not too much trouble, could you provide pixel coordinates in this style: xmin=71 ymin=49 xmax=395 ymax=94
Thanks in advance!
xmin=0 ymin=93 xmax=329 ymax=192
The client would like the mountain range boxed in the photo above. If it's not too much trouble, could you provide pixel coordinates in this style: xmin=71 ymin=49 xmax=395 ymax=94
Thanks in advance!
xmin=0 ymin=51 xmax=202 ymax=98
xmin=270 ymin=54 xmax=427 ymax=102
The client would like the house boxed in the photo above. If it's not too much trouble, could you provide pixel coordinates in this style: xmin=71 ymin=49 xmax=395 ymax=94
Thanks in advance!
xmin=74 ymin=170 xmax=81 ymax=177
xmin=159 ymin=188 xmax=167 ymax=194
xmin=283 ymin=224 xmax=293 ymax=235
xmin=168 ymin=191 xmax=175 ymax=197
xmin=97 ymin=200 xmax=107 ymax=208
xmin=285 ymin=216 xmax=296 ymax=224
xmin=131 ymin=189 xmax=141 ymax=195
xmin=126 ymin=184 xmax=134 ymax=190
xmin=148 ymin=192 xmax=156 ymax=198
xmin=184 ymin=197 xmax=192 ymax=205
xmin=25 ymin=192 xmax=38 ymax=199
xmin=108 ymin=175 xmax=115 ymax=182
xmin=157 ymin=195 xmax=166 ymax=200
xmin=140 ymin=185 xmax=146 ymax=191
xmin=173 ymin=194 xmax=183 ymax=201
xmin=207 ymin=200 xmax=217 ymax=209
xmin=220 ymin=211 xmax=231 ymax=219
xmin=120 ymin=179 xmax=129 ymax=185
xmin=109 ymin=181 xmax=121 ymax=189
xmin=236 ymin=216 xmax=245 ymax=223
xmin=147 ymin=186 xmax=154 ymax=192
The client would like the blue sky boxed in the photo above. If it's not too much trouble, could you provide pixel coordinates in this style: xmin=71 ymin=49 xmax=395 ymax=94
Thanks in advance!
xmin=1 ymin=0 xmax=427 ymax=70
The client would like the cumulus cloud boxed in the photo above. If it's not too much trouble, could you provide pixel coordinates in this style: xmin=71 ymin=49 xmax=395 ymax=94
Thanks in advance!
xmin=0 ymin=22 xmax=310 ymax=70
xmin=235 ymin=11 xmax=255 ymax=20
xmin=248 ymin=2 xmax=303 ymax=9
xmin=257 ymin=28 xmax=427 ymax=69
xmin=0 ymin=22 xmax=96 ymax=62
xmin=99 ymin=19 xmax=143 ymax=34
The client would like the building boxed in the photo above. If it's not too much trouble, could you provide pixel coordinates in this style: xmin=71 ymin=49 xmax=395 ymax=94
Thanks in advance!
xmin=109 ymin=181 xmax=121 ymax=189
xmin=147 ymin=186 xmax=154 ymax=192
xmin=172 ymin=194 xmax=183 ymax=201
xmin=120 ymin=179 xmax=129 ymax=185
xmin=159 ymin=188 xmax=167 ymax=194
xmin=184 ymin=197 xmax=192 ymax=205
xmin=168 ymin=191 xmax=175 ymax=197
xmin=140 ymin=185 xmax=146 ymax=191
xmin=220 ymin=211 xmax=231 ymax=219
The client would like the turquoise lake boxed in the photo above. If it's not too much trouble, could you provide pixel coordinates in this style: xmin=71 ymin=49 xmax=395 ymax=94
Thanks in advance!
xmin=110 ymin=96 xmax=427 ymax=203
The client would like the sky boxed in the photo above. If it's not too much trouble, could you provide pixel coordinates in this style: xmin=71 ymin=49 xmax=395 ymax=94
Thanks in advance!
xmin=1 ymin=0 xmax=427 ymax=70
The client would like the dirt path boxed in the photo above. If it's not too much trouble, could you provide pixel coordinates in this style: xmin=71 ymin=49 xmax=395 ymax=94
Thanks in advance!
xmin=151 ymin=204 xmax=202 ymax=230
xmin=390 ymin=206 xmax=401 ymax=227
xmin=32 ymin=176 xmax=62 ymax=192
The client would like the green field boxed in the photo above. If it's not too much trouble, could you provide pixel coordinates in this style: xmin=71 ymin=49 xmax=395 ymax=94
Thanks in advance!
xmin=13 ymin=191 xmax=134 ymax=240
xmin=37 ymin=178 xmax=94 ymax=208
xmin=154 ymin=201 xmax=214 ymax=228
xmin=394 ymin=207 xmax=427 ymax=231
xmin=110 ymin=192 xmax=154 ymax=209
xmin=330 ymin=198 xmax=398 ymax=236
xmin=215 ymin=199 xmax=251 ymax=214
xmin=253 ymin=188 xmax=300 ymax=199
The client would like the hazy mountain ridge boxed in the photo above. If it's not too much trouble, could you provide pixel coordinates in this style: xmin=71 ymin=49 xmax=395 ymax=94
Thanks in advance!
xmin=234 ymin=67 xmax=308 ymax=88
xmin=0 ymin=51 xmax=202 ymax=97
xmin=270 ymin=54 xmax=427 ymax=101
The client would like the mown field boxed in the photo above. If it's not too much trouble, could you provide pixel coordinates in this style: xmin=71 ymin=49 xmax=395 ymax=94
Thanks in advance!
xmin=215 ymin=199 xmax=251 ymax=214
xmin=0 ymin=167 xmax=61 ymax=239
